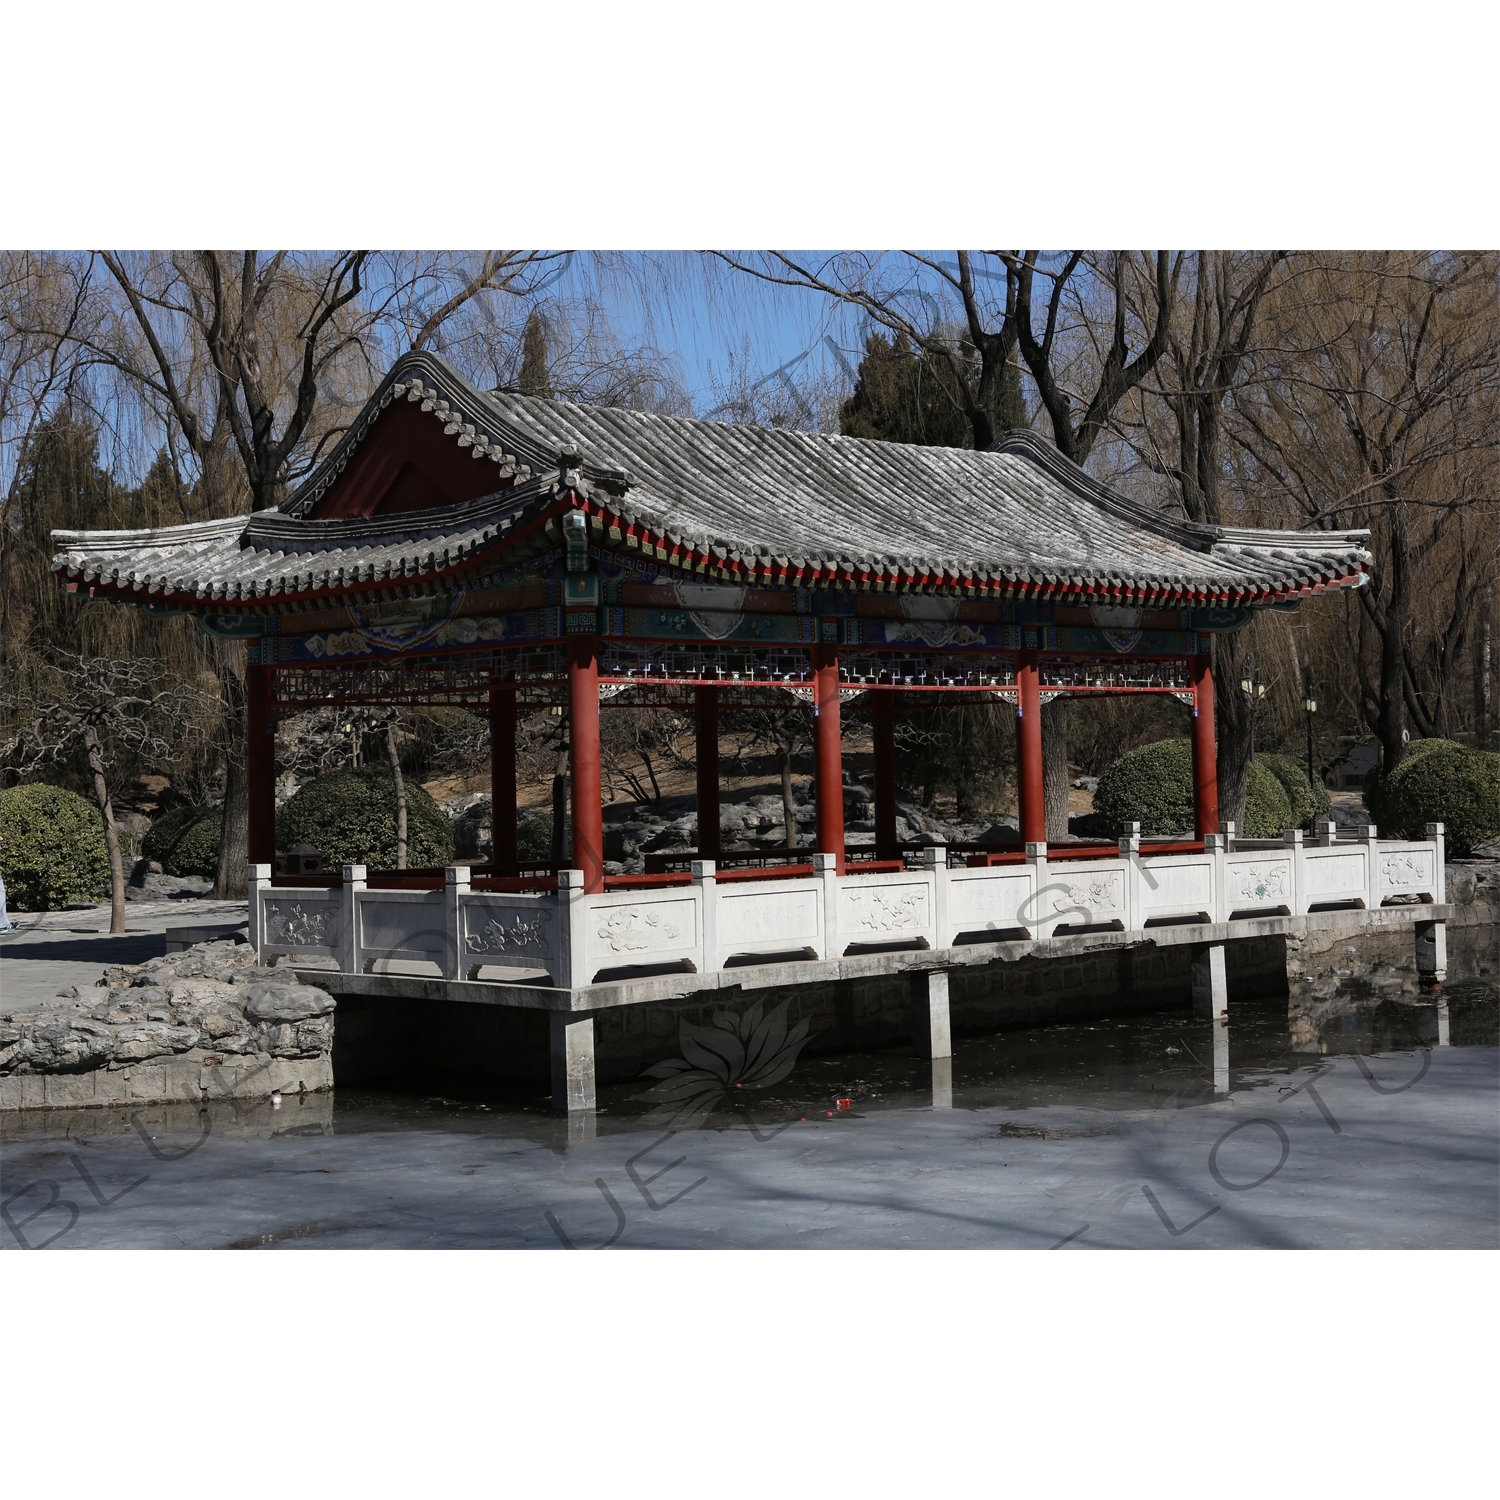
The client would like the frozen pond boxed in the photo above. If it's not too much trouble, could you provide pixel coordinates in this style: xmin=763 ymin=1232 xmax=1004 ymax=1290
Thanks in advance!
xmin=4 ymin=977 xmax=1494 ymax=1250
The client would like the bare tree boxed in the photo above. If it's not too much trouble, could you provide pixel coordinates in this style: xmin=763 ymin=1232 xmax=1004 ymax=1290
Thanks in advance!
xmin=1229 ymin=252 xmax=1500 ymax=775
xmin=1 ymin=655 xmax=204 ymax=933
xmin=713 ymin=252 xmax=1182 ymax=838
xmin=58 ymin=251 xmax=566 ymax=898
xmin=1120 ymin=250 xmax=1292 ymax=826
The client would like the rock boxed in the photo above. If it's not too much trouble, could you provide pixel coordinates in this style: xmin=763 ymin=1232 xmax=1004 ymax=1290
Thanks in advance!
xmin=112 ymin=1022 xmax=200 ymax=1061
xmin=241 ymin=984 xmax=337 ymax=1022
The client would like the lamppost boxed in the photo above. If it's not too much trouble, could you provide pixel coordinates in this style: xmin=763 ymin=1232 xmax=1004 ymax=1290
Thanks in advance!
xmin=1303 ymin=690 xmax=1318 ymax=803
xmin=1240 ymin=654 xmax=1268 ymax=761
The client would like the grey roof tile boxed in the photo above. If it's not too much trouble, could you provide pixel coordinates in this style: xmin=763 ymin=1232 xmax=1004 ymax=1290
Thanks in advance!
xmin=52 ymin=351 xmax=1372 ymax=608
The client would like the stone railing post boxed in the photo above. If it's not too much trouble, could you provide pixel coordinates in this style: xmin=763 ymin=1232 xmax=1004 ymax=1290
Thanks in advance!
xmin=1118 ymin=825 xmax=1141 ymax=932
xmin=1361 ymin=823 xmax=1380 ymax=909
xmin=1203 ymin=833 xmax=1228 ymax=924
xmin=247 ymin=863 xmax=271 ymax=958
xmin=691 ymin=859 xmax=718 ymax=972
xmin=1222 ymin=819 xmax=1236 ymax=853
xmin=444 ymin=865 xmax=470 ymax=979
xmin=1026 ymin=839 xmax=1050 ymax=937
xmin=1426 ymin=823 xmax=1446 ymax=904
xmin=1314 ymin=818 xmax=1335 ymax=848
xmin=918 ymin=844 xmax=949 ymax=947
xmin=556 ymin=869 xmax=587 ymax=989
xmin=1284 ymin=828 xmax=1306 ymax=916
xmin=339 ymin=864 xmax=366 ymax=974
xmin=812 ymin=852 xmax=839 ymax=958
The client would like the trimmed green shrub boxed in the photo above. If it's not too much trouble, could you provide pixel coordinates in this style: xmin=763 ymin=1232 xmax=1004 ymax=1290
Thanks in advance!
xmin=1257 ymin=753 xmax=1331 ymax=830
xmin=167 ymin=811 xmax=222 ymax=877
xmin=1364 ymin=738 xmax=1467 ymax=828
xmin=143 ymin=805 xmax=222 ymax=876
xmin=1093 ymin=738 xmax=1292 ymax=838
xmin=1376 ymin=742 xmax=1500 ymax=856
xmin=516 ymin=812 xmax=552 ymax=863
xmin=276 ymin=768 xmax=453 ymax=871
xmin=0 ymin=783 xmax=110 ymax=911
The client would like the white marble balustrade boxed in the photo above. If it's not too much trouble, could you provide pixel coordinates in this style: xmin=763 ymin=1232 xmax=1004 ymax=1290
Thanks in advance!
xmin=248 ymin=824 xmax=1446 ymax=988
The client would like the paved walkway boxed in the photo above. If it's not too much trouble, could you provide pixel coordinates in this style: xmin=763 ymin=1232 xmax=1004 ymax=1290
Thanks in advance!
xmin=0 ymin=898 xmax=248 ymax=1013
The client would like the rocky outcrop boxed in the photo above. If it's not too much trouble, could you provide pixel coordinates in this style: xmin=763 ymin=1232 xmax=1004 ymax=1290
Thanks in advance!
xmin=0 ymin=940 xmax=335 ymax=1110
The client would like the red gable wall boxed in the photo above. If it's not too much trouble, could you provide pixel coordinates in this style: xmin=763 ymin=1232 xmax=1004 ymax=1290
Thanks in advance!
xmin=308 ymin=399 xmax=514 ymax=519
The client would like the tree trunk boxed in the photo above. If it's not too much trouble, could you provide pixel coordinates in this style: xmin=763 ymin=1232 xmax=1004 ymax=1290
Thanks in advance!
xmin=1476 ymin=581 xmax=1493 ymax=749
xmin=1041 ymin=697 xmax=1071 ymax=841
xmin=385 ymin=722 xmax=408 ymax=870
xmin=551 ymin=744 xmax=569 ymax=863
xmin=779 ymin=745 xmax=797 ymax=849
xmin=1213 ymin=632 xmax=1253 ymax=832
xmin=85 ymin=728 xmax=126 ymax=935
xmin=210 ymin=639 xmax=249 ymax=900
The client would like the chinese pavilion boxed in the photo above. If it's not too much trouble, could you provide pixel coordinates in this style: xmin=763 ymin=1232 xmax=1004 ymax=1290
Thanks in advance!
xmin=52 ymin=350 xmax=1373 ymax=895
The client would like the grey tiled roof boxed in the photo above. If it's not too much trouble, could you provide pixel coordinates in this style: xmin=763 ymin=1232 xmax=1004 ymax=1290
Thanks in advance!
xmin=53 ymin=351 xmax=1372 ymax=608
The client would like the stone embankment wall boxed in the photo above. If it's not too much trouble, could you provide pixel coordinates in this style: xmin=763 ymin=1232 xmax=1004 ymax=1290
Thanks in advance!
xmin=331 ymin=933 xmax=1295 ymax=1091
xmin=0 ymin=941 xmax=336 ymax=1111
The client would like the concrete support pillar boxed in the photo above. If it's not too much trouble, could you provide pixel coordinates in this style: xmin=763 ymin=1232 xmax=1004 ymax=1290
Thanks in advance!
xmin=550 ymin=1012 xmax=596 ymax=1113
xmin=489 ymin=684 xmax=518 ymax=875
xmin=1191 ymin=942 xmax=1228 ymax=1020
xmin=247 ymin=663 xmax=276 ymax=867
xmin=1192 ymin=940 xmax=1230 ymax=1093
xmin=1191 ymin=652 xmax=1220 ymax=839
xmin=694 ymin=686 xmax=720 ymax=861
xmin=1016 ymin=651 xmax=1045 ymax=846
xmin=1416 ymin=919 xmax=1448 ymax=986
xmin=812 ymin=643 xmax=845 ymax=872
xmin=910 ymin=969 xmax=952 ymax=1059
xmin=567 ymin=638 xmax=605 ymax=894
xmin=930 ymin=1057 xmax=954 ymax=1110
xmin=1211 ymin=1014 xmax=1230 ymax=1095
xmin=873 ymin=686 xmax=899 ymax=859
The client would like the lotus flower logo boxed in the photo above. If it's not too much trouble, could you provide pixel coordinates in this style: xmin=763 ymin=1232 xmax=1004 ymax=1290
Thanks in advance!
xmin=632 ymin=998 xmax=813 ymax=1129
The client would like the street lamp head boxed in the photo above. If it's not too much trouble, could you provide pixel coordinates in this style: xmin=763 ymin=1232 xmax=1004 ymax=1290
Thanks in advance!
xmin=1304 ymin=697 xmax=1317 ymax=713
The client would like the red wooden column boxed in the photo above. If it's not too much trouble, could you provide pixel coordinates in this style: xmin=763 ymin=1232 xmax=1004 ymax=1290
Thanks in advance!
xmin=567 ymin=637 xmax=605 ymax=892
xmin=247 ymin=663 xmax=276 ymax=868
xmin=1016 ymin=651 xmax=1045 ymax=846
xmin=812 ymin=643 xmax=846 ymax=873
xmin=489 ymin=684 xmax=518 ymax=875
xmin=873 ymin=685 xmax=898 ymax=859
xmin=1191 ymin=652 xmax=1220 ymax=838
xmin=695 ymin=686 xmax=721 ymax=861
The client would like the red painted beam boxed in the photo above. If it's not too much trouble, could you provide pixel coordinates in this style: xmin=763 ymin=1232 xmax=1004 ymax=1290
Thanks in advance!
xmin=812 ymin=642 xmax=846 ymax=873
xmin=1191 ymin=652 xmax=1220 ymax=837
xmin=568 ymin=637 xmax=605 ymax=893
xmin=1016 ymin=651 xmax=1045 ymax=845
